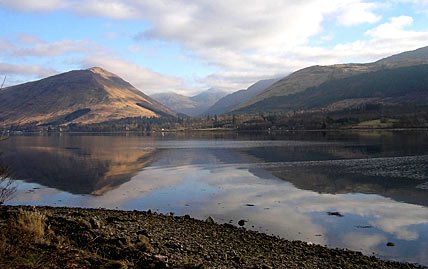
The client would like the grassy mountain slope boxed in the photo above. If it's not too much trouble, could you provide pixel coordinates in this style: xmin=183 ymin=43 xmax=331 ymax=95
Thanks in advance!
xmin=204 ymin=78 xmax=280 ymax=115
xmin=237 ymin=64 xmax=428 ymax=113
xmin=0 ymin=67 xmax=175 ymax=128
xmin=238 ymin=46 xmax=428 ymax=112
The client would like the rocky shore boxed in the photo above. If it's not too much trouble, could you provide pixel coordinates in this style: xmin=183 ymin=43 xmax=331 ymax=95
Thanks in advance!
xmin=0 ymin=205 xmax=425 ymax=268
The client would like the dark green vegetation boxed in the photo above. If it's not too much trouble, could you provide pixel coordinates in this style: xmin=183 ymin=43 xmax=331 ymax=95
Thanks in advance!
xmin=1 ymin=206 xmax=425 ymax=268
xmin=237 ymin=64 xmax=428 ymax=113
xmin=238 ymin=46 xmax=428 ymax=112
xmin=222 ymin=46 xmax=428 ymax=129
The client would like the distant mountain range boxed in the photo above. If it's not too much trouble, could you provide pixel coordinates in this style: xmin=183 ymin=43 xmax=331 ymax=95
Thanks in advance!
xmin=236 ymin=46 xmax=428 ymax=113
xmin=151 ymin=78 xmax=280 ymax=116
xmin=1 ymin=46 xmax=428 ymax=130
xmin=0 ymin=67 xmax=175 ymax=128
xmin=204 ymin=78 xmax=280 ymax=115
xmin=151 ymin=89 xmax=227 ymax=116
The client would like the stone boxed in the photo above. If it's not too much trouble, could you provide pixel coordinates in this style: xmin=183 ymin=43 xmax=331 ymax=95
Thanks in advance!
xmin=89 ymin=217 xmax=102 ymax=229
xmin=327 ymin=211 xmax=344 ymax=217
xmin=205 ymin=216 xmax=215 ymax=224
xmin=238 ymin=219 xmax=247 ymax=226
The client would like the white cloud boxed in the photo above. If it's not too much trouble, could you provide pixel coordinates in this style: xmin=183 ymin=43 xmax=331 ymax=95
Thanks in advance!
xmin=0 ymin=35 xmax=186 ymax=93
xmin=1 ymin=1 xmax=428 ymax=92
xmin=328 ymin=16 xmax=428 ymax=62
xmin=0 ymin=35 xmax=93 ymax=58
xmin=72 ymin=0 xmax=141 ymax=20
xmin=335 ymin=1 xmax=382 ymax=26
xmin=0 ymin=62 xmax=56 ymax=76
xmin=1 ymin=1 xmax=381 ymax=52
xmin=81 ymin=56 xmax=185 ymax=93
xmin=366 ymin=16 xmax=414 ymax=38
xmin=0 ymin=0 xmax=67 ymax=11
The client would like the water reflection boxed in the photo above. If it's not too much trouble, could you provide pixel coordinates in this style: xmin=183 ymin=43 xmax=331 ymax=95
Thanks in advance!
xmin=267 ymin=155 xmax=428 ymax=207
xmin=1 ymin=131 xmax=427 ymax=265
xmin=0 ymin=136 xmax=157 ymax=195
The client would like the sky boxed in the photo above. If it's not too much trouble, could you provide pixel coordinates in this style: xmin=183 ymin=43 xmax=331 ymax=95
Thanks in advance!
xmin=0 ymin=0 xmax=428 ymax=96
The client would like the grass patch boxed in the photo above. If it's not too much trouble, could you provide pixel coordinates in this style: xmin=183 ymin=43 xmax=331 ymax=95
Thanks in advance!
xmin=13 ymin=208 xmax=47 ymax=243
xmin=0 ymin=208 xmax=52 ymax=268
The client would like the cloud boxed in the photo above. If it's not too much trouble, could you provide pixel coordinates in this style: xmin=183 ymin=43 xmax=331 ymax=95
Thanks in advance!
xmin=330 ymin=16 xmax=428 ymax=61
xmin=72 ymin=0 xmax=141 ymax=19
xmin=2 ymin=1 xmax=380 ymax=50
xmin=335 ymin=1 xmax=382 ymax=26
xmin=1 ymin=39 xmax=93 ymax=58
xmin=80 ymin=56 xmax=185 ymax=93
xmin=0 ymin=63 xmax=58 ymax=86
xmin=0 ymin=62 xmax=56 ymax=77
xmin=1 ymin=0 xmax=427 ymax=92
xmin=366 ymin=16 xmax=415 ymax=38
xmin=0 ymin=0 xmax=67 ymax=11
xmin=0 ymin=35 xmax=186 ymax=93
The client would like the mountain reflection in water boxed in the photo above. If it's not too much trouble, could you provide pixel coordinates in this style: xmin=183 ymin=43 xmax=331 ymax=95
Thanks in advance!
xmin=0 ymin=136 xmax=157 ymax=195
xmin=1 ymin=131 xmax=427 ymax=266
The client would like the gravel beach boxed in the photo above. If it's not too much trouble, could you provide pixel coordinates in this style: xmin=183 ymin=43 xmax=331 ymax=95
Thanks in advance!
xmin=0 ymin=206 xmax=425 ymax=268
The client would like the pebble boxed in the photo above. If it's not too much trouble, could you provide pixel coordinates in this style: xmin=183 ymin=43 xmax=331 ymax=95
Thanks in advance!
xmin=1 ymin=205 xmax=422 ymax=269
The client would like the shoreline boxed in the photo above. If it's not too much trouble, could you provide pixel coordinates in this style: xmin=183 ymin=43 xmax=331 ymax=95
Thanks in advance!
xmin=0 ymin=205 xmax=425 ymax=268
xmin=1 ymin=128 xmax=428 ymax=139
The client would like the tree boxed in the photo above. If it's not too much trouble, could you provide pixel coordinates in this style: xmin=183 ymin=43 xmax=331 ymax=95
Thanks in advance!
xmin=0 ymin=162 xmax=16 ymax=204
xmin=0 ymin=137 xmax=16 ymax=204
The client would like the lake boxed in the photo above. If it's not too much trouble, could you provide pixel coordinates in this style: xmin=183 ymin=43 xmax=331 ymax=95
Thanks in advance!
xmin=1 ymin=130 xmax=427 ymax=266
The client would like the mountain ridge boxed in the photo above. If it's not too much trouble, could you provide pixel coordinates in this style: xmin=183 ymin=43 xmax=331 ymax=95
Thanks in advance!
xmin=237 ymin=64 xmax=428 ymax=113
xmin=204 ymin=78 xmax=280 ymax=115
xmin=237 ymin=46 xmax=428 ymax=112
xmin=151 ymin=88 xmax=227 ymax=116
xmin=0 ymin=67 xmax=175 ymax=128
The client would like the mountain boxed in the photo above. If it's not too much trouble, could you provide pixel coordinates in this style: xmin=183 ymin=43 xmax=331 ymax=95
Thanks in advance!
xmin=377 ymin=46 xmax=428 ymax=66
xmin=149 ymin=92 xmax=198 ymax=115
xmin=204 ymin=78 xmax=280 ymax=115
xmin=0 ymin=67 xmax=175 ymax=128
xmin=238 ymin=64 xmax=428 ymax=113
xmin=237 ymin=46 xmax=428 ymax=113
xmin=151 ymin=88 xmax=227 ymax=116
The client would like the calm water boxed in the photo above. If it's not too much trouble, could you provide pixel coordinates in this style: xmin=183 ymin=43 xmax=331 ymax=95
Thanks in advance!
xmin=1 ymin=131 xmax=427 ymax=265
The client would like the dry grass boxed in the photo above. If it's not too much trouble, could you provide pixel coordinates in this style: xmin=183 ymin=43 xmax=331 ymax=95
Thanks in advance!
xmin=0 ymin=209 xmax=51 ymax=268
xmin=13 ymin=208 xmax=47 ymax=243
xmin=15 ymin=210 xmax=46 ymax=241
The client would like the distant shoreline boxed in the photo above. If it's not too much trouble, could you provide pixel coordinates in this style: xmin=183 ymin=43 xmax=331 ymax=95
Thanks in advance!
xmin=2 ymin=127 xmax=428 ymax=136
